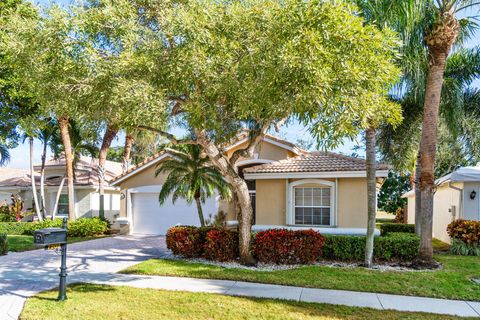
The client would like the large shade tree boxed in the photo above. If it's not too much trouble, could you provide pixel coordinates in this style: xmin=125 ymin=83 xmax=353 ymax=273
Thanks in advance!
xmin=5 ymin=0 xmax=401 ymax=263
xmin=115 ymin=0 xmax=400 ymax=264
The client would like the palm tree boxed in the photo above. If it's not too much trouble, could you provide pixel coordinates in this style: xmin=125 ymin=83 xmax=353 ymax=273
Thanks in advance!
xmin=356 ymin=0 xmax=480 ymax=265
xmin=155 ymin=144 xmax=231 ymax=227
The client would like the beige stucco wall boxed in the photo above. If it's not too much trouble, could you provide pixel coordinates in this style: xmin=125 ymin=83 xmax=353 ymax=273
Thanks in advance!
xmin=405 ymin=182 xmax=463 ymax=243
xmin=337 ymin=178 xmax=368 ymax=228
xmin=227 ymin=140 xmax=295 ymax=162
xmin=253 ymin=177 xmax=369 ymax=228
xmin=255 ymin=179 xmax=287 ymax=225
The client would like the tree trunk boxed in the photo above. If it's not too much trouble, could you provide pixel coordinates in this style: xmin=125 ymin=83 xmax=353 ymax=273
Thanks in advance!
xmin=418 ymin=15 xmax=459 ymax=265
xmin=232 ymin=177 xmax=255 ymax=265
xmin=122 ymin=133 xmax=134 ymax=173
xmin=414 ymin=148 xmax=422 ymax=235
xmin=195 ymin=131 xmax=256 ymax=265
xmin=52 ymin=176 xmax=66 ymax=219
xmin=40 ymin=139 xmax=48 ymax=219
xmin=194 ymin=196 xmax=206 ymax=227
xmin=98 ymin=124 xmax=118 ymax=220
xmin=364 ymin=127 xmax=376 ymax=268
xmin=58 ymin=116 xmax=76 ymax=221
xmin=29 ymin=136 xmax=42 ymax=221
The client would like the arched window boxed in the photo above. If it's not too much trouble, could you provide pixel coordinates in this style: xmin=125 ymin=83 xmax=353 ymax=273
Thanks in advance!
xmin=287 ymin=179 xmax=335 ymax=226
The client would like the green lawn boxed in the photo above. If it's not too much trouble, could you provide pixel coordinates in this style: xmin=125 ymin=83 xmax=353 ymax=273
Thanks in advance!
xmin=122 ymin=254 xmax=480 ymax=301
xmin=7 ymin=235 xmax=105 ymax=252
xmin=20 ymin=283 xmax=469 ymax=320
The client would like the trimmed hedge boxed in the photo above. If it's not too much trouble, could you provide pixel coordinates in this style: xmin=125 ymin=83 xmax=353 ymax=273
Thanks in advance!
xmin=166 ymin=226 xmax=206 ymax=258
xmin=0 ymin=218 xmax=109 ymax=237
xmin=203 ymin=229 xmax=238 ymax=262
xmin=0 ymin=233 xmax=7 ymax=255
xmin=379 ymin=223 xmax=415 ymax=236
xmin=0 ymin=222 xmax=29 ymax=235
xmin=323 ymin=232 xmax=419 ymax=262
xmin=252 ymin=229 xmax=325 ymax=264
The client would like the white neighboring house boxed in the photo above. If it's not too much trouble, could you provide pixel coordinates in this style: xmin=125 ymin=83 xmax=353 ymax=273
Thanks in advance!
xmin=0 ymin=156 xmax=122 ymax=222
xmin=403 ymin=165 xmax=480 ymax=243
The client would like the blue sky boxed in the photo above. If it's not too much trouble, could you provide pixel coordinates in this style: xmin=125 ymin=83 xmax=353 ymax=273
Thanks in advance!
xmin=5 ymin=0 xmax=480 ymax=168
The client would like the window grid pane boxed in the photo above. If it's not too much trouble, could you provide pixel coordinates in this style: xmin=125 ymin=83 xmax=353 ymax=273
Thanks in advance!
xmin=294 ymin=187 xmax=331 ymax=226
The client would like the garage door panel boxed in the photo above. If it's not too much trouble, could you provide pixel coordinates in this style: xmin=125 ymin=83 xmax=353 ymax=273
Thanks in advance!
xmin=131 ymin=192 xmax=218 ymax=235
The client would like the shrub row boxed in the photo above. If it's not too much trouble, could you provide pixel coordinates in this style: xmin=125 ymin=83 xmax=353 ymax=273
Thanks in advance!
xmin=252 ymin=229 xmax=325 ymax=264
xmin=0 ymin=233 xmax=7 ymax=255
xmin=322 ymin=232 xmax=419 ymax=262
xmin=379 ymin=223 xmax=415 ymax=236
xmin=166 ymin=226 xmax=238 ymax=261
xmin=0 ymin=217 xmax=109 ymax=237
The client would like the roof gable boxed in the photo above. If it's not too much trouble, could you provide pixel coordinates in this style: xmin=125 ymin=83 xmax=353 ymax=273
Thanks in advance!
xmin=111 ymin=134 xmax=304 ymax=186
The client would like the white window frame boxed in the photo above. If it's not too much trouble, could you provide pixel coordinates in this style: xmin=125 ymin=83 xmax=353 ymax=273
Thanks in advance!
xmin=287 ymin=179 xmax=335 ymax=226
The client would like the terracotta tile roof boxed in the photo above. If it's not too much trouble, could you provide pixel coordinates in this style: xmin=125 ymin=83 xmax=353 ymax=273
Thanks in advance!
xmin=243 ymin=152 xmax=391 ymax=174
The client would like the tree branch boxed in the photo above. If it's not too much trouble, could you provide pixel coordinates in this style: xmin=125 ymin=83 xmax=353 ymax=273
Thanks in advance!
xmin=229 ymin=121 xmax=272 ymax=166
xmin=136 ymin=125 xmax=197 ymax=145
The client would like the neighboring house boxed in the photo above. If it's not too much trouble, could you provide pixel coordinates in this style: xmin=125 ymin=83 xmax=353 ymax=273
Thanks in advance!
xmin=110 ymin=133 xmax=389 ymax=235
xmin=403 ymin=166 xmax=480 ymax=243
xmin=0 ymin=156 xmax=122 ymax=221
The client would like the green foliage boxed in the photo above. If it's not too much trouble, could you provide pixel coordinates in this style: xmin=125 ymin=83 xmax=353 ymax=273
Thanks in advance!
xmin=0 ymin=233 xmax=8 ymax=255
xmin=0 ymin=204 xmax=15 ymax=222
xmin=379 ymin=223 xmax=416 ymax=236
xmin=0 ymin=218 xmax=109 ymax=237
xmin=322 ymin=233 xmax=419 ymax=262
xmin=378 ymin=171 xmax=411 ymax=213
xmin=450 ymin=239 xmax=480 ymax=256
xmin=0 ymin=222 xmax=29 ymax=235
xmin=67 ymin=217 xmax=109 ymax=237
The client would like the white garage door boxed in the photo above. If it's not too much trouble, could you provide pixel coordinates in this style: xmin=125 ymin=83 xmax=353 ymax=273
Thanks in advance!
xmin=131 ymin=192 xmax=218 ymax=235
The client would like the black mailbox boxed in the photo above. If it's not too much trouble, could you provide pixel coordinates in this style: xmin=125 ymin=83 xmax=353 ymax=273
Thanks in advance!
xmin=34 ymin=228 xmax=67 ymax=246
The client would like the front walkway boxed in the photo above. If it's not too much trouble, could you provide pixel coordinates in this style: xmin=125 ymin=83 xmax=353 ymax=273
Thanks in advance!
xmin=1 ymin=235 xmax=479 ymax=318
xmin=0 ymin=235 xmax=168 ymax=320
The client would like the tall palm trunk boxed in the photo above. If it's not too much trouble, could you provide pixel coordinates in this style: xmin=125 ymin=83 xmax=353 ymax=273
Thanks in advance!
xmin=29 ymin=136 xmax=42 ymax=221
xmin=194 ymin=196 xmax=206 ymax=227
xmin=39 ymin=139 xmax=48 ymax=219
xmin=418 ymin=13 xmax=459 ymax=264
xmin=98 ymin=124 xmax=117 ymax=220
xmin=58 ymin=116 xmax=76 ymax=221
xmin=414 ymin=147 xmax=422 ymax=235
xmin=122 ymin=133 xmax=134 ymax=173
xmin=364 ymin=127 xmax=376 ymax=267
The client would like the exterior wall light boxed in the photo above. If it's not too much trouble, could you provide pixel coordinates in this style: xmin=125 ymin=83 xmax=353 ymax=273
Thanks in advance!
xmin=470 ymin=190 xmax=476 ymax=200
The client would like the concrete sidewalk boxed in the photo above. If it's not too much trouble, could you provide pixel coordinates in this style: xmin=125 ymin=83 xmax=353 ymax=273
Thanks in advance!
xmin=88 ymin=273 xmax=480 ymax=318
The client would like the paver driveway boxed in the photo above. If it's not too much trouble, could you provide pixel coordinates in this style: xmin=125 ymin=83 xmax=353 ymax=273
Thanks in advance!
xmin=0 ymin=235 xmax=168 ymax=320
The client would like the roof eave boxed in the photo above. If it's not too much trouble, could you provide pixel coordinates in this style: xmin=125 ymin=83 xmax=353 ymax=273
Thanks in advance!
xmin=244 ymin=170 xmax=390 ymax=180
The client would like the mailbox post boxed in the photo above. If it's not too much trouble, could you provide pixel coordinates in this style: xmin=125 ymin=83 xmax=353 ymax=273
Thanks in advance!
xmin=33 ymin=217 xmax=68 ymax=301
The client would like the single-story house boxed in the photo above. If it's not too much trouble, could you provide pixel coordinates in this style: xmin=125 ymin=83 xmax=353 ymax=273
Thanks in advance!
xmin=402 ymin=165 xmax=480 ymax=243
xmin=110 ymin=133 xmax=389 ymax=235
xmin=0 ymin=156 xmax=122 ymax=221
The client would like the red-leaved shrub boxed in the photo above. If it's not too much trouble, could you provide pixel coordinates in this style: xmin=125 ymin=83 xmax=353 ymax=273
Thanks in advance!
xmin=252 ymin=229 xmax=325 ymax=264
xmin=166 ymin=226 xmax=204 ymax=258
xmin=203 ymin=228 xmax=238 ymax=261
xmin=447 ymin=219 xmax=480 ymax=245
